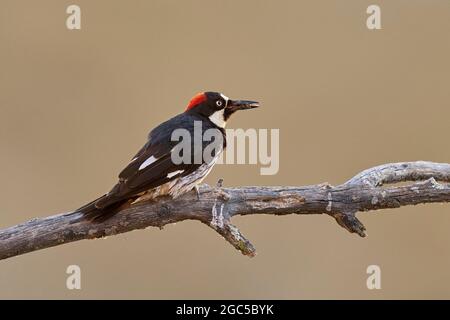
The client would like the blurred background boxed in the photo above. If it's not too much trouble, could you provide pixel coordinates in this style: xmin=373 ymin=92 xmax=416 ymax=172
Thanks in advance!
xmin=0 ymin=0 xmax=449 ymax=299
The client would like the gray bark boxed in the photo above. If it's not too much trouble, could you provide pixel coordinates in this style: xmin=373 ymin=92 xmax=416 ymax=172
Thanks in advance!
xmin=0 ymin=161 xmax=449 ymax=260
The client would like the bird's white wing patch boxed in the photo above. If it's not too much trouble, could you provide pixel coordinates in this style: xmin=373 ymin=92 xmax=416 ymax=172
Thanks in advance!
xmin=167 ymin=170 xmax=184 ymax=178
xmin=139 ymin=155 xmax=158 ymax=170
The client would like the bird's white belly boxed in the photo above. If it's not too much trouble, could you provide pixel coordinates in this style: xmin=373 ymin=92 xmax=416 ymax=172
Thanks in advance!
xmin=133 ymin=155 xmax=220 ymax=203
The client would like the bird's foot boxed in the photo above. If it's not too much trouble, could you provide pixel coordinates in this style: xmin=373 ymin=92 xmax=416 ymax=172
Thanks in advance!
xmin=214 ymin=178 xmax=230 ymax=201
xmin=132 ymin=190 xmax=160 ymax=204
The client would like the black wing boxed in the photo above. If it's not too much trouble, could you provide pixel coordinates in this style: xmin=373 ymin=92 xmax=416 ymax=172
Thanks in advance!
xmin=76 ymin=112 xmax=225 ymax=220
xmin=94 ymin=118 xmax=205 ymax=209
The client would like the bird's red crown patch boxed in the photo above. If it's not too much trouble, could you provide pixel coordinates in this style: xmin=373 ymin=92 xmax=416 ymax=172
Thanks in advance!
xmin=186 ymin=92 xmax=207 ymax=111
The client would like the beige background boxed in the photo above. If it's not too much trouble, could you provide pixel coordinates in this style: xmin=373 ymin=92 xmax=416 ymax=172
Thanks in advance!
xmin=0 ymin=0 xmax=449 ymax=299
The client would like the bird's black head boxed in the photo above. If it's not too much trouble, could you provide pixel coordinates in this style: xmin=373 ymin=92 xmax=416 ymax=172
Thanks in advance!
xmin=185 ymin=91 xmax=259 ymax=128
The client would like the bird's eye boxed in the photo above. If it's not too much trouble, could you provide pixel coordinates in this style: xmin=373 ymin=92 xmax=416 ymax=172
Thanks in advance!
xmin=216 ymin=100 xmax=223 ymax=107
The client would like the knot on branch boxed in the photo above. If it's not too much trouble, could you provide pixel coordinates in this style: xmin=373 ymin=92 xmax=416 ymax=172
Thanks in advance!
xmin=208 ymin=201 xmax=256 ymax=257
xmin=212 ymin=222 xmax=256 ymax=257
xmin=207 ymin=180 xmax=256 ymax=256
xmin=330 ymin=212 xmax=367 ymax=237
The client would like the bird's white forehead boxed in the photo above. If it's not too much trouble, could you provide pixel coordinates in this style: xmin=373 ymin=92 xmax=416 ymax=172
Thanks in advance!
xmin=220 ymin=93 xmax=229 ymax=101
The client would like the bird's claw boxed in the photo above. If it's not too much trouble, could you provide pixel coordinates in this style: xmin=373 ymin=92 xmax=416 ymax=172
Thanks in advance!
xmin=214 ymin=178 xmax=230 ymax=201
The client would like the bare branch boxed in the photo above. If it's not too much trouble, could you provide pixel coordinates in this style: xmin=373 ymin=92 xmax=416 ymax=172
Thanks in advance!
xmin=345 ymin=161 xmax=450 ymax=187
xmin=0 ymin=161 xmax=449 ymax=260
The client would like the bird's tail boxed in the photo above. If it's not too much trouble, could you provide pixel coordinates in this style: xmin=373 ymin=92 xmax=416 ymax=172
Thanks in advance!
xmin=72 ymin=195 xmax=129 ymax=223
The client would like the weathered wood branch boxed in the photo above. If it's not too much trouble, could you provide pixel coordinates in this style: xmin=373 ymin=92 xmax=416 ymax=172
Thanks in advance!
xmin=0 ymin=161 xmax=449 ymax=260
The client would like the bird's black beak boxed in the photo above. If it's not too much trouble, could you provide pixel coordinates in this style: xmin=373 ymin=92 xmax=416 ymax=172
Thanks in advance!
xmin=226 ymin=99 xmax=260 ymax=113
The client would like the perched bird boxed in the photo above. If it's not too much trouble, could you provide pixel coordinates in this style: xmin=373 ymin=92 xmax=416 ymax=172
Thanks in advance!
xmin=76 ymin=92 xmax=259 ymax=221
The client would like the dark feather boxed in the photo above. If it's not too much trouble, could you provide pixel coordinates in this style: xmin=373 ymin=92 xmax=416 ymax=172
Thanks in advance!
xmin=76 ymin=112 xmax=225 ymax=221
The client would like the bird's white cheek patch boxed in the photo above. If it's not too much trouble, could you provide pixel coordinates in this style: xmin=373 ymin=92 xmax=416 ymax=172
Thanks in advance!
xmin=167 ymin=170 xmax=184 ymax=178
xmin=139 ymin=155 xmax=158 ymax=170
xmin=209 ymin=109 xmax=226 ymax=128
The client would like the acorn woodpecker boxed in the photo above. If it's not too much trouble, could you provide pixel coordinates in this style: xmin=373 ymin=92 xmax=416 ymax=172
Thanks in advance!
xmin=77 ymin=91 xmax=259 ymax=221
